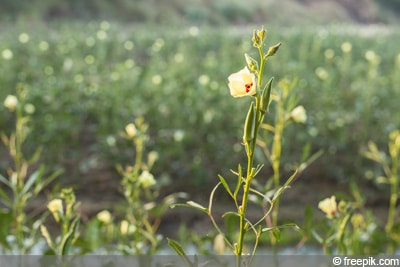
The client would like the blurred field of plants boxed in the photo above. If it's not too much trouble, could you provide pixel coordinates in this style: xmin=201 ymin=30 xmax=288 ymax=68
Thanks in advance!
xmin=0 ymin=0 xmax=400 ymax=255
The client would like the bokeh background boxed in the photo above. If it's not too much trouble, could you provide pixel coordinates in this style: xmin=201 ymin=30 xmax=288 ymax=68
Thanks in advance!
xmin=1 ymin=0 xmax=400 ymax=237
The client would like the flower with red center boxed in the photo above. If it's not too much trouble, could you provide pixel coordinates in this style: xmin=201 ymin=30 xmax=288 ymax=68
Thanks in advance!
xmin=228 ymin=67 xmax=256 ymax=98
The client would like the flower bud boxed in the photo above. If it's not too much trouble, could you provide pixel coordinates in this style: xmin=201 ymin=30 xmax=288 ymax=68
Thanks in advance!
xmin=260 ymin=77 xmax=274 ymax=114
xmin=243 ymin=102 xmax=256 ymax=143
xmin=252 ymin=30 xmax=261 ymax=48
xmin=266 ymin=42 xmax=282 ymax=57
xmin=245 ymin=53 xmax=258 ymax=73
xmin=256 ymin=26 xmax=267 ymax=43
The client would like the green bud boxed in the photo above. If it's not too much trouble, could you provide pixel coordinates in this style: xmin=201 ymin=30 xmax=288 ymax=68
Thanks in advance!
xmin=252 ymin=30 xmax=261 ymax=48
xmin=266 ymin=42 xmax=282 ymax=57
xmin=256 ymin=26 xmax=267 ymax=42
xmin=260 ymin=77 xmax=274 ymax=114
xmin=245 ymin=53 xmax=258 ymax=73
xmin=243 ymin=102 xmax=256 ymax=143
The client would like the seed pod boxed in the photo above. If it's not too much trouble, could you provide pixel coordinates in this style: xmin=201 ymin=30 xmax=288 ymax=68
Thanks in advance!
xmin=243 ymin=102 xmax=256 ymax=143
xmin=260 ymin=77 xmax=274 ymax=114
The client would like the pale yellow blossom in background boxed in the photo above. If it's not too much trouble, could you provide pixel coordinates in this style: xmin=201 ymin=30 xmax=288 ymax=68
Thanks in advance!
xmin=213 ymin=233 xmax=226 ymax=255
xmin=138 ymin=170 xmax=156 ymax=188
xmin=47 ymin=199 xmax=63 ymax=222
xmin=289 ymin=105 xmax=307 ymax=123
xmin=125 ymin=123 xmax=137 ymax=138
xmin=4 ymin=95 xmax=18 ymax=111
xmin=228 ymin=67 xmax=256 ymax=98
xmin=318 ymin=196 xmax=338 ymax=219
xmin=97 ymin=210 xmax=112 ymax=224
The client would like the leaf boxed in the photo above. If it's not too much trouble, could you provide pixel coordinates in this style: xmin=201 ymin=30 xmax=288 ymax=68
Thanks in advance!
xmin=221 ymin=211 xmax=240 ymax=219
xmin=171 ymin=201 xmax=209 ymax=213
xmin=208 ymin=182 xmax=221 ymax=213
xmin=0 ymin=210 xmax=12 ymax=249
xmin=0 ymin=184 xmax=11 ymax=207
xmin=0 ymin=174 xmax=12 ymax=189
xmin=167 ymin=238 xmax=195 ymax=267
xmin=40 ymin=225 xmax=56 ymax=252
xmin=233 ymin=164 xmax=243 ymax=199
xmin=262 ymin=223 xmax=300 ymax=242
xmin=253 ymin=164 xmax=264 ymax=178
xmin=311 ymin=230 xmax=323 ymax=244
xmin=21 ymin=166 xmax=44 ymax=196
xmin=271 ymin=170 xmax=298 ymax=204
xmin=218 ymin=174 xmax=233 ymax=199
xmin=60 ymin=216 xmax=80 ymax=255
xmin=34 ymin=168 xmax=64 ymax=195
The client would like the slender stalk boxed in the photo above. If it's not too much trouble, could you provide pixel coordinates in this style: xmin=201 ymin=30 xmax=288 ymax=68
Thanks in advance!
xmin=236 ymin=44 xmax=266 ymax=256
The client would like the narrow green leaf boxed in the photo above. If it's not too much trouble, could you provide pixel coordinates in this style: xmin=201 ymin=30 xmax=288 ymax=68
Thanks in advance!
xmin=0 ymin=174 xmax=12 ymax=189
xmin=208 ymin=182 xmax=221 ymax=213
xmin=253 ymin=164 xmax=264 ymax=178
xmin=233 ymin=164 xmax=243 ymax=199
xmin=0 ymin=210 xmax=12 ymax=249
xmin=221 ymin=211 xmax=241 ymax=219
xmin=60 ymin=216 xmax=80 ymax=255
xmin=0 ymin=186 xmax=11 ymax=207
xmin=218 ymin=174 xmax=233 ymax=199
xmin=262 ymin=223 xmax=300 ymax=233
xmin=311 ymin=230 xmax=324 ymax=244
xmin=40 ymin=225 xmax=56 ymax=252
xmin=34 ymin=168 xmax=64 ymax=195
xmin=167 ymin=238 xmax=194 ymax=267
xmin=170 ymin=201 xmax=209 ymax=214
xmin=21 ymin=166 xmax=44 ymax=196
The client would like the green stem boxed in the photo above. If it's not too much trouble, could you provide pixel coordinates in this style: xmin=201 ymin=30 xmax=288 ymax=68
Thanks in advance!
xmin=386 ymin=152 xmax=398 ymax=254
xmin=237 ymin=97 xmax=262 ymax=257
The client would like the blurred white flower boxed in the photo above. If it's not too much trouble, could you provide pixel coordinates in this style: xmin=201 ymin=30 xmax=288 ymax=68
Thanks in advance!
xmin=318 ymin=196 xmax=338 ymax=219
xmin=2 ymin=49 xmax=13 ymax=60
xmin=18 ymin=33 xmax=30 ymax=43
xmin=341 ymin=42 xmax=352 ymax=53
xmin=4 ymin=95 xmax=18 ymax=111
xmin=289 ymin=105 xmax=307 ymax=123
xmin=138 ymin=170 xmax=156 ymax=188
xmin=24 ymin=103 xmax=35 ymax=114
xmin=125 ymin=123 xmax=137 ymax=138
xmin=97 ymin=210 xmax=112 ymax=224
xmin=47 ymin=199 xmax=63 ymax=222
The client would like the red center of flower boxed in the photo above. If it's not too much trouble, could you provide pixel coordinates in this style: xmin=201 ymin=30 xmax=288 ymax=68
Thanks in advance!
xmin=245 ymin=83 xmax=253 ymax=93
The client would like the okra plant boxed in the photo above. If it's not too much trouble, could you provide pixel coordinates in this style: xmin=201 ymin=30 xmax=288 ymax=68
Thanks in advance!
xmin=169 ymin=27 xmax=302 ymax=266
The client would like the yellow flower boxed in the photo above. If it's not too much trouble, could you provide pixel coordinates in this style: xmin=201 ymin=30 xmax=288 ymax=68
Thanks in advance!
xmin=318 ymin=196 xmax=338 ymax=219
xmin=228 ymin=67 xmax=256 ymax=98
xmin=138 ymin=170 xmax=156 ymax=188
xmin=289 ymin=105 xmax=307 ymax=123
xmin=97 ymin=210 xmax=112 ymax=224
xmin=47 ymin=199 xmax=63 ymax=222
xmin=125 ymin=123 xmax=137 ymax=138
xmin=4 ymin=95 xmax=18 ymax=111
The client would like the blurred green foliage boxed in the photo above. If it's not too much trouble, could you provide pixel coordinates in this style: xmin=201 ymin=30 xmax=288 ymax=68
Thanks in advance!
xmin=1 ymin=22 xmax=400 ymax=196
xmin=1 ymin=0 xmax=399 ymax=25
